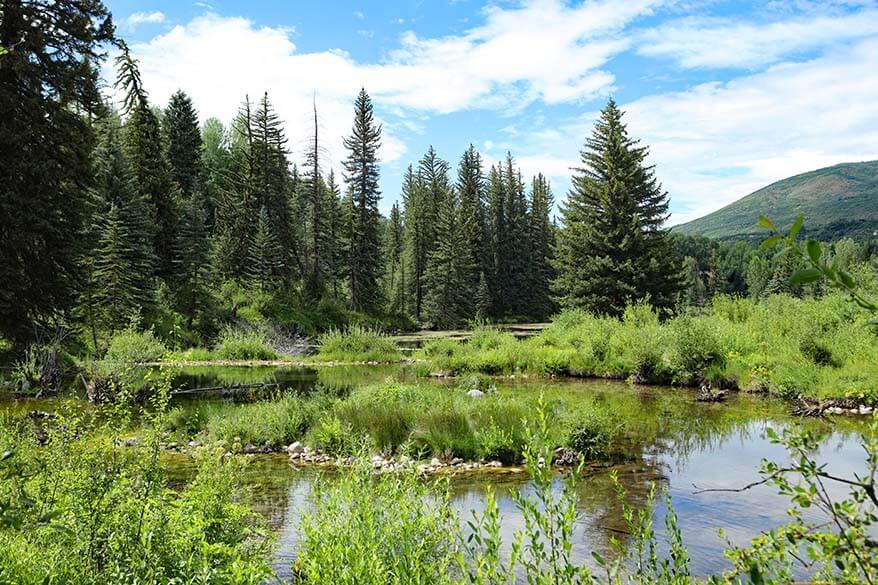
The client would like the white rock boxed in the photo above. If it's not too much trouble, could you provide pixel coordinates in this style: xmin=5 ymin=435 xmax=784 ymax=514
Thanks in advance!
xmin=487 ymin=460 xmax=502 ymax=468
xmin=430 ymin=457 xmax=441 ymax=467
xmin=467 ymin=389 xmax=485 ymax=399
xmin=287 ymin=441 xmax=305 ymax=455
xmin=859 ymin=405 xmax=873 ymax=415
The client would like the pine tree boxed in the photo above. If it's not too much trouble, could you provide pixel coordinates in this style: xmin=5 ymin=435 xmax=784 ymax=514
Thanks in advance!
xmin=200 ymin=116 xmax=230 ymax=232
xmin=343 ymin=88 xmax=383 ymax=312
xmin=251 ymin=92 xmax=298 ymax=283
xmin=456 ymin=145 xmax=486 ymax=313
xmin=211 ymin=97 xmax=255 ymax=280
xmin=324 ymin=171 xmax=345 ymax=299
xmin=528 ymin=173 xmax=556 ymax=319
xmin=401 ymin=165 xmax=425 ymax=318
xmin=486 ymin=164 xmax=506 ymax=315
xmin=553 ymin=99 xmax=682 ymax=317
xmin=247 ymin=206 xmax=284 ymax=293
xmin=93 ymin=204 xmax=150 ymax=329
xmin=384 ymin=203 xmax=406 ymax=313
xmin=423 ymin=189 xmax=469 ymax=327
xmin=86 ymin=117 xmax=155 ymax=331
xmin=116 ymin=46 xmax=181 ymax=282
xmin=164 ymin=90 xmax=203 ymax=200
xmin=303 ymin=98 xmax=328 ymax=296
xmin=0 ymin=0 xmax=113 ymax=341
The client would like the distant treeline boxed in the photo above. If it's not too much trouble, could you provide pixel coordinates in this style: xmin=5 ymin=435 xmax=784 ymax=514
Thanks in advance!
xmin=2 ymin=1 xmax=875 ymax=351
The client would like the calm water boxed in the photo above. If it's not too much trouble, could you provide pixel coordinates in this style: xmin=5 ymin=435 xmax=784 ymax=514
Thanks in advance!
xmin=2 ymin=365 xmax=870 ymax=580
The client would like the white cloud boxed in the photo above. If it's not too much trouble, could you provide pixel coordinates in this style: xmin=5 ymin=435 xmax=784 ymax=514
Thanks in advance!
xmin=628 ymin=38 xmax=878 ymax=223
xmin=490 ymin=37 xmax=878 ymax=224
xmin=108 ymin=1 xmax=666 ymax=187
xmin=638 ymin=10 xmax=878 ymax=68
xmin=122 ymin=11 xmax=166 ymax=32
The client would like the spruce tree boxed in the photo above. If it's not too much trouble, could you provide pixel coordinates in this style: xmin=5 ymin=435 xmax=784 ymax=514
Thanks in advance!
xmin=116 ymin=46 xmax=181 ymax=282
xmin=211 ymin=100 xmax=254 ymax=281
xmin=247 ymin=206 xmax=284 ymax=293
xmin=92 ymin=205 xmax=149 ymax=329
xmin=384 ymin=203 xmax=406 ymax=313
xmin=423 ymin=189 xmax=469 ymax=327
xmin=176 ymin=193 xmax=213 ymax=330
xmin=528 ymin=173 xmax=556 ymax=319
xmin=324 ymin=171 xmax=345 ymax=299
xmin=343 ymin=88 xmax=383 ymax=312
xmin=303 ymin=99 xmax=327 ymax=296
xmin=456 ymin=145 xmax=486 ymax=313
xmin=406 ymin=147 xmax=450 ymax=320
xmin=0 ymin=0 xmax=113 ymax=341
xmin=164 ymin=90 xmax=203 ymax=200
xmin=200 ymin=116 xmax=230 ymax=232
xmin=553 ymin=99 xmax=682 ymax=316
xmin=401 ymin=165 xmax=425 ymax=318
xmin=486 ymin=164 xmax=506 ymax=315
xmin=86 ymin=116 xmax=155 ymax=331
xmin=501 ymin=155 xmax=531 ymax=316
xmin=251 ymin=92 xmax=298 ymax=283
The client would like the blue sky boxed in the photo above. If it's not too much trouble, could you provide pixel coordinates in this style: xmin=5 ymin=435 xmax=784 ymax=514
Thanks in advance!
xmin=106 ymin=0 xmax=878 ymax=223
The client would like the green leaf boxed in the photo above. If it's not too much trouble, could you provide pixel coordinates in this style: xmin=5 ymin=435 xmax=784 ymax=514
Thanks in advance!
xmin=837 ymin=270 xmax=855 ymax=289
xmin=760 ymin=235 xmax=781 ymax=249
xmin=789 ymin=214 xmax=804 ymax=240
xmin=0 ymin=46 xmax=8 ymax=56
xmin=805 ymin=240 xmax=821 ymax=264
xmin=591 ymin=551 xmax=606 ymax=567
xmin=0 ymin=449 xmax=12 ymax=462
xmin=758 ymin=215 xmax=776 ymax=231
xmin=790 ymin=268 xmax=822 ymax=285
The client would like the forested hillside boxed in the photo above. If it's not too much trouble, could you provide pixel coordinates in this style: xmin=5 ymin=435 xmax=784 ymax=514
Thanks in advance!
xmin=675 ymin=160 xmax=878 ymax=241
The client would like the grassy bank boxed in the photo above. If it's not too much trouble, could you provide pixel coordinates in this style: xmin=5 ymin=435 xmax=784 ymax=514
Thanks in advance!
xmin=419 ymin=294 xmax=878 ymax=404
xmin=165 ymin=381 xmax=625 ymax=464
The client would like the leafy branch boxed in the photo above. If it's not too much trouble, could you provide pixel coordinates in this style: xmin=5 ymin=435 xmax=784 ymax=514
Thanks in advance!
xmin=760 ymin=214 xmax=878 ymax=326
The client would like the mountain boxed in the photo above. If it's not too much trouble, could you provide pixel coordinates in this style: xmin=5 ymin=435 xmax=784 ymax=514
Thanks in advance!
xmin=673 ymin=160 xmax=878 ymax=241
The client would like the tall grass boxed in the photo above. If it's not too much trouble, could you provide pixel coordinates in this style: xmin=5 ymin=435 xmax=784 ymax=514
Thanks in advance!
xmin=317 ymin=325 xmax=401 ymax=362
xmin=214 ymin=328 xmax=278 ymax=361
xmin=419 ymin=294 xmax=878 ymax=403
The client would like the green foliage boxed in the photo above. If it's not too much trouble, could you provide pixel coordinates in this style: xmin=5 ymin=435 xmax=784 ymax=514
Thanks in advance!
xmin=295 ymin=457 xmax=459 ymax=584
xmin=206 ymin=393 xmax=320 ymax=447
xmin=214 ymin=328 xmax=278 ymax=361
xmin=0 ymin=0 xmax=113 ymax=342
xmin=104 ymin=327 xmax=167 ymax=363
xmin=317 ymin=326 xmax=401 ymax=362
xmin=344 ymin=89 xmax=384 ymax=312
xmin=0 ymin=375 xmax=272 ymax=584
xmin=553 ymin=99 xmax=682 ymax=317
xmin=421 ymin=294 xmax=878 ymax=403
xmin=564 ymin=409 xmax=614 ymax=459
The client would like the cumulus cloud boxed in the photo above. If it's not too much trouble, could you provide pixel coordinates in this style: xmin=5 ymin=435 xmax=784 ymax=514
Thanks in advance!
xmin=108 ymin=1 xmax=878 ymax=222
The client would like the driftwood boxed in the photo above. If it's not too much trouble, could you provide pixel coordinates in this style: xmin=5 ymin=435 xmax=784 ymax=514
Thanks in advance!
xmin=171 ymin=382 xmax=281 ymax=398
xmin=695 ymin=383 xmax=728 ymax=403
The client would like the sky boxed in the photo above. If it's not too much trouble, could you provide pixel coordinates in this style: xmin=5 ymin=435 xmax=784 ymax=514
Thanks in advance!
xmin=104 ymin=0 xmax=878 ymax=224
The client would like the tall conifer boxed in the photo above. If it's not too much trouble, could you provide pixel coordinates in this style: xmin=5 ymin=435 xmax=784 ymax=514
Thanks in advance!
xmin=343 ymin=88 xmax=383 ymax=312
xmin=553 ymin=99 xmax=682 ymax=316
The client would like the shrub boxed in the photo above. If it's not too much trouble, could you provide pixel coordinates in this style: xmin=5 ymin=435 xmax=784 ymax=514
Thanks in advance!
xmin=104 ymin=327 xmax=168 ymax=363
xmin=295 ymin=457 xmax=458 ymax=584
xmin=307 ymin=415 xmax=360 ymax=456
xmin=317 ymin=326 xmax=401 ymax=362
xmin=413 ymin=406 xmax=478 ymax=460
xmin=564 ymin=409 xmax=615 ymax=459
xmin=214 ymin=328 xmax=278 ymax=361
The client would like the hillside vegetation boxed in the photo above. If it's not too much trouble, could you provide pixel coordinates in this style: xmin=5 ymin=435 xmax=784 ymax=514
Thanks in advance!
xmin=675 ymin=160 xmax=878 ymax=241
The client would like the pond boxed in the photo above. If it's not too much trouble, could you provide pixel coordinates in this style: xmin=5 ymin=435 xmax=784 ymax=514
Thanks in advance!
xmin=1 ymin=364 xmax=870 ymax=580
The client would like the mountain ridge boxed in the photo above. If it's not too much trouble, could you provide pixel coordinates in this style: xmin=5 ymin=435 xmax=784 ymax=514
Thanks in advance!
xmin=673 ymin=160 xmax=878 ymax=241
